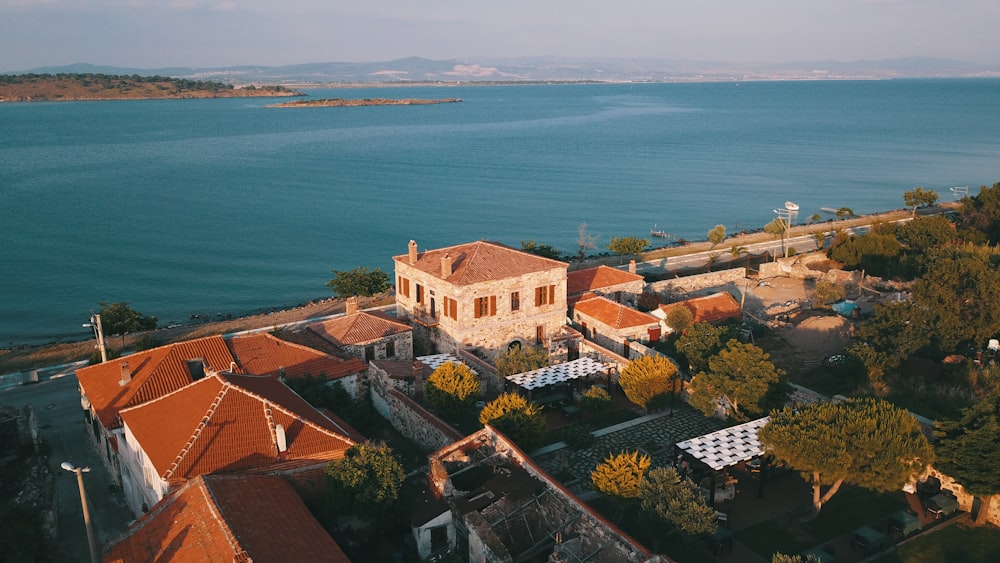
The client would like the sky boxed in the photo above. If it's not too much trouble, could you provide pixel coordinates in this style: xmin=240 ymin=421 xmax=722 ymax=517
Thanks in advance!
xmin=1 ymin=0 xmax=998 ymax=71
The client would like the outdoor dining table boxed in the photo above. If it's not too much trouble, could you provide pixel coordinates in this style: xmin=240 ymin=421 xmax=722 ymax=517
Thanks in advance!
xmin=888 ymin=509 xmax=922 ymax=538
xmin=851 ymin=525 xmax=885 ymax=554
xmin=927 ymin=493 xmax=960 ymax=518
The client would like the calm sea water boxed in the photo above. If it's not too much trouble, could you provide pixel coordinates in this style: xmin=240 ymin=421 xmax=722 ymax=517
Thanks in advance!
xmin=2 ymin=79 xmax=998 ymax=346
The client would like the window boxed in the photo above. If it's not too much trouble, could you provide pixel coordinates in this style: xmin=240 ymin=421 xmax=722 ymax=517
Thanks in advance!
xmin=386 ymin=341 xmax=395 ymax=358
xmin=365 ymin=346 xmax=375 ymax=362
xmin=510 ymin=291 xmax=520 ymax=311
xmin=535 ymin=284 xmax=556 ymax=306
xmin=399 ymin=277 xmax=410 ymax=298
xmin=535 ymin=325 xmax=545 ymax=345
xmin=443 ymin=297 xmax=458 ymax=320
xmin=416 ymin=284 xmax=424 ymax=304
xmin=474 ymin=296 xmax=496 ymax=318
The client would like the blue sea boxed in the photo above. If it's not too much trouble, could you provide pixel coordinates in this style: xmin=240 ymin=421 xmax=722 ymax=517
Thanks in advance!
xmin=2 ymin=79 xmax=998 ymax=347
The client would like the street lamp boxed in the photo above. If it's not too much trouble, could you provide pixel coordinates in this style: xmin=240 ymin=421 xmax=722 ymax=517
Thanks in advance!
xmin=61 ymin=461 xmax=99 ymax=563
xmin=82 ymin=313 xmax=108 ymax=363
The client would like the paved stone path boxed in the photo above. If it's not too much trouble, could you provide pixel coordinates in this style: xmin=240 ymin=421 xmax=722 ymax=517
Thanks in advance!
xmin=534 ymin=403 xmax=727 ymax=494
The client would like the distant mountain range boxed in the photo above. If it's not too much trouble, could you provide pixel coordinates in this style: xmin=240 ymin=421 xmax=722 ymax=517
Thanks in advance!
xmin=10 ymin=56 xmax=1000 ymax=85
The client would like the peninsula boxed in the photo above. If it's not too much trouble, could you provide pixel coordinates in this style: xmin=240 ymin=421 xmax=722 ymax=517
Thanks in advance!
xmin=269 ymin=97 xmax=462 ymax=108
xmin=0 ymin=73 xmax=302 ymax=102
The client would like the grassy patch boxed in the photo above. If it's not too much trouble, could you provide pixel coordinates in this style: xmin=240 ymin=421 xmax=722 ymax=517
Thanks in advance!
xmin=872 ymin=523 xmax=1000 ymax=563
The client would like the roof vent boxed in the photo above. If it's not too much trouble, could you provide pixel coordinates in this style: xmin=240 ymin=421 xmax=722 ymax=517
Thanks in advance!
xmin=186 ymin=359 xmax=206 ymax=381
xmin=275 ymin=424 xmax=287 ymax=453
xmin=118 ymin=361 xmax=131 ymax=386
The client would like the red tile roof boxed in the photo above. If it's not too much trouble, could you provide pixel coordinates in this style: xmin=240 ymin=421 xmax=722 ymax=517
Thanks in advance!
xmin=566 ymin=265 xmax=644 ymax=295
xmin=309 ymin=310 xmax=412 ymax=346
xmin=394 ymin=240 xmax=567 ymax=285
xmin=658 ymin=291 xmax=742 ymax=324
xmin=227 ymin=332 xmax=366 ymax=380
xmin=119 ymin=373 xmax=356 ymax=483
xmin=77 ymin=336 xmax=239 ymax=429
xmin=573 ymin=295 xmax=658 ymax=329
xmin=103 ymin=474 xmax=349 ymax=563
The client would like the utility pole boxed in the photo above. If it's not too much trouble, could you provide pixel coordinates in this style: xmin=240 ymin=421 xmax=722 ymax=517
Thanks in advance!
xmin=84 ymin=313 xmax=108 ymax=363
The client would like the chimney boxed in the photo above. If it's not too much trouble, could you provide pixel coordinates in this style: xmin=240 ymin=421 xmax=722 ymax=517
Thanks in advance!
xmin=408 ymin=240 xmax=418 ymax=264
xmin=118 ymin=361 xmax=131 ymax=386
xmin=629 ymin=259 xmax=637 ymax=274
xmin=346 ymin=296 xmax=359 ymax=315
xmin=441 ymin=253 xmax=453 ymax=278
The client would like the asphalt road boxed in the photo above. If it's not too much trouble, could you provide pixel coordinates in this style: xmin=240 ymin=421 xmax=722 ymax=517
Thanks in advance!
xmin=1 ymin=367 xmax=133 ymax=562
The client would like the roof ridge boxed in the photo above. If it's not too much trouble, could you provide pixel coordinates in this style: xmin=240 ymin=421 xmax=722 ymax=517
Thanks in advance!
xmin=225 ymin=375 xmax=357 ymax=447
xmin=198 ymin=476 xmax=246 ymax=558
xmin=165 ymin=381 xmax=230 ymax=479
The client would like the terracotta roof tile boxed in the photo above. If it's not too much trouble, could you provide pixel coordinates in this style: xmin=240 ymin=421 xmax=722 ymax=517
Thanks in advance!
xmin=393 ymin=240 xmax=567 ymax=285
xmin=77 ymin=335 xmax=238 ymax=429
xmin=658 ymin=292 xmax=742 ymax=324
xmin=227 ymin=332 xmax=366 ymax=380
xmin=103 ymin=474 xmax=349 ymax=563
xmin=309 ymin=310 xmax=412 ymax=346
xmin=119 ymin=373 xmax=356 ymax=482
xmin=573 ymin=295 xmax=658 ymax=329
xmin=567 ymin=265 xmax=644 ymax=295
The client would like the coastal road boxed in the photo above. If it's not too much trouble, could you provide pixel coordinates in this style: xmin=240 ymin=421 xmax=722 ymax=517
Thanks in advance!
xmin=632 ymin=223 xmax=876 ymax=276
xmin=1 ymin=368 xmax=133 ymax=561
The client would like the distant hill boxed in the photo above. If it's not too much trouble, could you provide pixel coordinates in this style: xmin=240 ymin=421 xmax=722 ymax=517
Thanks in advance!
xmin=8 ymin=57 xmax=999 ymax=86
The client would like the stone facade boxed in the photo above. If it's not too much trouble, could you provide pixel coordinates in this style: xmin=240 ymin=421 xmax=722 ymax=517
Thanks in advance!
xmin=394 ymin=240 xmax=568 ymax=358
xmin=648 ymin=267 xmax=747 ymax=299
xmin=573 ymin=296 xmax=661 ymax=357
xmin=368 ymin=360 xmax=464 ymax=452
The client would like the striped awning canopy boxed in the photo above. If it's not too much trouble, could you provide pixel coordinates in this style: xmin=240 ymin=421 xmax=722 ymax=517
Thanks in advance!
xmin=676 ymin=417 xmax=769 ymax=471
xmin=505 ymin=357 xmax=606 ymax=390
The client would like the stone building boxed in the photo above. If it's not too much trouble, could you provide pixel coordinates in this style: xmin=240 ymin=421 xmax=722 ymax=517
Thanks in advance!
xmin=393 ymin=240 xmax=568 ymax=357
xmin=306 ymin=297 xmax=414 ymax=363
xmin=572 ymin=295 xmax=661 ymax=357
xmin=567 ymin=263 xmax=646 ymax=308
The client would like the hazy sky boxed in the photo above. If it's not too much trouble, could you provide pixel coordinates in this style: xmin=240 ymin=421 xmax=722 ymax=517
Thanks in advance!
xmin=2 ymin=0 xmax=998 ymax=71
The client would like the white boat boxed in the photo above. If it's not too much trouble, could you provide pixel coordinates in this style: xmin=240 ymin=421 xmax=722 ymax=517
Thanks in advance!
xmin=784 ymin=201 xmax=799 ymax=211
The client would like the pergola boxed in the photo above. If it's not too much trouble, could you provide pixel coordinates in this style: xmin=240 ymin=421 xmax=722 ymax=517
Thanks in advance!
xmin=675 ymin=416 xmax=768 ymax=471
xmin=417 ymin=353 xmax=478 ymax=375
xmin=505 ymin=357 xmax=607 ymax=390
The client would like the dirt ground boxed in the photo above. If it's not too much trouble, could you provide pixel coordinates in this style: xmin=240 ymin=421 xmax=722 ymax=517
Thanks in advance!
xmin=742 ymin=276 xmax=853 ymax=374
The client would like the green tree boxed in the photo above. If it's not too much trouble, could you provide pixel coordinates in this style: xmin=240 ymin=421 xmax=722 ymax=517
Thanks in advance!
xmin=618 ymin=354 xmax=680 ymax=413
xmin=764 ymin=218 xmax=788 ymax=258
xmin=494 ymin=345 xmax=549 ymax=377
xmin=689 ymin=339 xmax=786 ymax=420
xmin=98 ymin=301 xmax=157 ymax=349
xmin=759 ymin=397 xmax=933 ymax=518
xmin=773 ymin=554 xmax=822 ymax=563
xmin=575 ymin=223 xmax=599 ymax=265
xmin=665 ymin=305 xmax=694 ymax=335
xmin=607 ymin=235 xmax=649 ymax=262
xmin=425 ymin=361 xmax=481 ymax=415
xmin=729 ymin=244 xmax=747 ymax=260
xmin=479 ymin=392 xmax=546 ymax=451
xmin=829 ymin=232 xmax=902 ymax=276
xmin=639 ymin=467 xmax=717 ymax=536
xmin=912 ymin=244 xmax=1000 ymax=354
xmin=591 ymin=450 xmax=651 ymax=521
xmin=903 ymin=186 xmax=940 ymax=217
xmin=325 ymin=441 xmax=405 ymax=522
xmin=708 ymin=224 xmax=726 ymax=249
xmin=325 ymin=266 xmax=390 ymax=297
xmin=580 ymin=385 xmax=613 ymax=419
xmin=933 ymin=394 xmax=1000 ymax=525
xmin=895 ymin=214 xmax=956 ymax=250
xmin=811 ymin=230 xmax=826 ymax=250
xmin=675 ymin=322 xmax=733 ymax=374
xmin=520 ymin=240 xmax=563 ymax=260
xmin=835 ymin=207 xmax=855 ymax=219
xmin=855 ymin=300 xmax=932 ymax=371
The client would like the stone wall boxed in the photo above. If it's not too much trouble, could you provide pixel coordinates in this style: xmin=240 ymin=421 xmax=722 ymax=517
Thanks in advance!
xmin=371 ymin=385 xmax=464 ymax=452
xmin=648 ymin=267 xmax=747 ymax=298
xmin=925 ymin=467 xmax=1000 ymax=526
xmin=342 ymin=331 xmax=414 ymax=362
